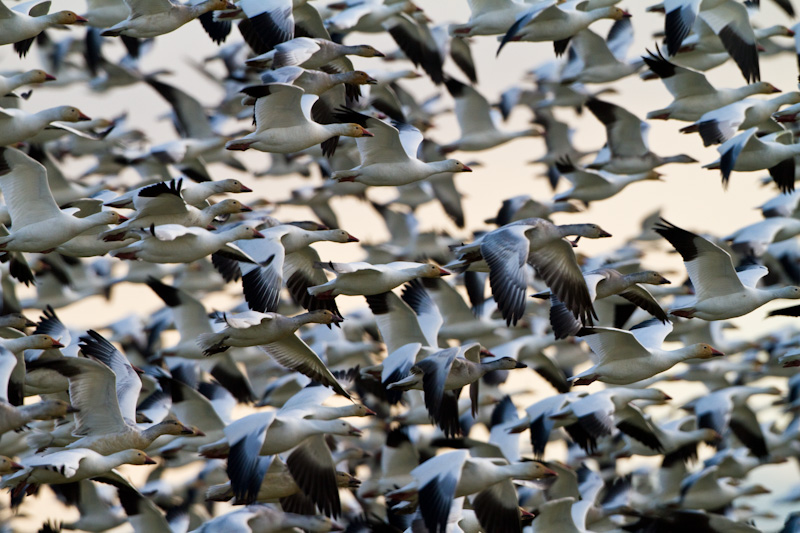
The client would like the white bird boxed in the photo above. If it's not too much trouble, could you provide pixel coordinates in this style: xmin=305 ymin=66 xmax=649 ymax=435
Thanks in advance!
xmin=0 ymin=106 xmax=92 ymax=147
xmin=0 ymin=1 xmax=87 ymax=56
xmin=441 ymin=77 xmax=541 ymax=153
xmin=642 ymin=47 xmax=781 ymax=122
xmin=498 ymin=0 xmax=630 ymax=56
xmin=451 ymin=218 xmax=612 ymax=326
xmin=101 ymin=0 xmax=232 ymax=38
xmin=329 ymin=108 xmax=471 ymax=186
xmin=571 ymin=318 xmax=724 ymax=385
xmin=680 ymin=92 xmax=800 ymax=146
xmin=0 ymin=148 xmax=126 ymax=253
xmin=586 ymin=98 xmax=697 ymax=174
xmin=196 ymin=309 xmax=351 ymax=398
xmin=703 ymin=128 xmax=800 ymax=193
xmin=225 ymin=84 xmax=373 ymax=155
xmin=245 ymin=36 xmax=384 ymax=70
xmin=109 ymin=223 xmax=264 ymax=264
xmin=0 ymin=69 xmax=55 ymax=97
xmin=307 ymin=261 xmax=451 ymax=298
xmin=654 ymin=218 xmax=800 ymax=319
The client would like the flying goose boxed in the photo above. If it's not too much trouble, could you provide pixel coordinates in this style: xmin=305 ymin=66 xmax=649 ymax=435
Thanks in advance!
xmin=572 ymin=318 xmax=724 ymax=385
xmin=225 ymin=84 xmax=373 ymax=156
xmin=654 ymin=218 xmax=800 ymax=319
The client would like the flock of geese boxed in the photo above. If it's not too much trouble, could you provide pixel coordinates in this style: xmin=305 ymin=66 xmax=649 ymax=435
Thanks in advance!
xmin=4 ymin=0 xmax=800 ymax=531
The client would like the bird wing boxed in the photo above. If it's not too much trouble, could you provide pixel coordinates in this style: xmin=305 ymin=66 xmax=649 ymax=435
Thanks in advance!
xmin=242 ymin=83 xmax=312 ymax=130
xmin=578 ymin=327 xmax=651 ymax=364
xmin=654 ymin=219 xmax=744 ymax=300
xmin=642 ymin=47 xmax=716 ymax=99
xmin=481 ymin=224 xmax=531 ymax=326
xmin=586 ymin=99 xmax=649 ymax=158
xmin=260 ymin=334 xmax=351 ymax=399
xmin=124 ymin=0 xmax=176 ymax=17
xmin=0 ymin=147 xmax=62 ymax=228
xmin=78 ymin=330 xmax=141 ymax=426
xmin=446 ymin=77 xmax=497 ymax=137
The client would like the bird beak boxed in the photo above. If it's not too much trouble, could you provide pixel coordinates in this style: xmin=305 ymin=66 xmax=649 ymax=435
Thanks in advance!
xmin=253 ymin=230 xmax=265 ymax=238
xmin=622 ymin=10 xmax=632 ymax=17
xmin=75 ymin=15 xmax=89 ymax=23
xmin=347 ymin=233 xmax=360 ymax=242
xmin=117 ymin=215 xmax=129 ymax=222
xmin=51 ymin=339 xmax=64 ymax=348
xmin=331 ymin=314 xmax=345 ymax=324
xmin=599 ymin=230 xmax=612 ymax=238
xmin=78 ymin=112 xmax=92 ymax=121
xmin=361 ymin=129 xmax=374 ymax=137
xmin=349 ymin=427 xmax=363 ymax=437
xmin=24 ymin=318 xmax=36 ymax=327
xmin=711 ymin=348 xmax=725 ymax=356
xmin=44 ymin=73 xmax=57 ymax=81
xmin=240 ymin=205 xmax=253 ymax=212
xmin=373 ymin=51 xmax=385 ymax=57
xmin=438 ymin=268 xmax=451 ymax=276
xmin=543 ymin=467 xmax=558 ymax=478
xmin=366 ymin=76 xmax=378 ymax=85
xmin=240 ymin=184 xmax=253 ymax=192
xmin=461 ymin=165 xmax=473 ymax=172
xmin=659 ymin=276 xmax=671 ymax=284
xmin=144 ymin=455 xmax=157 ymax=465
xmin=364 ymin=407 xmax=377 ymax=416
xmin=515 ymin=360 xmax=527 ymax=369
xmin=9 ymin=462 xmax=23 ymax=471
xmin=189 ymin=426 xmax=205 ymax=436
xmin=662 ymin=393 xmax=672 ymax=400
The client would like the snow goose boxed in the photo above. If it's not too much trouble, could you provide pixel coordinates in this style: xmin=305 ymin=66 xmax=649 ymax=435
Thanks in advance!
xmin=244 ymin=36 xmax=384 ymax=70
xmin=207 ymin=454 xmax=359 ymax=505
xmin=440 ymin=77 xmax=540 ymax=153
xmin=680 ymin=92 xmax=800 ymax=146
xmin=585 ymin=98 xmax=696 ymax=174
xmin=550 ymin=387 xmax=671 ymax=454
xmin=0 ymin=333 xmax=64 ymax=405
xmin=105 ymin=178 xmax=252 ymax=210
xmin=225 ymin=84 xmax=372 ymax=156
xmin=449 ymin=0 xmax=531 ymax=36
xmin=0 ymin=106 xmax=92 ymax=147
xmin=387 ymin=344 xmax=526 ymax=435
xmin=50 ymin=200 xmax=137 ymax=258
xmin=535 ymin=267 xmax=671 ymax=339
xmin=559 ymin=19 xmax=643 ymax=85
xmin=621 ymin=416 xmax=720 ymax=464
xmin=704 ymin=128 xmax=800 ymax=193
xmin=662 ymin=0 xmax=760 ymax=82
xmin=498 ymin=1 xmax=630 ymax=56
xmin=307 ymin=261 xmax=450 ymax=299
xmin=0 ymin=448 xmax=155 ymax=494
xmin=451 ymin=217 xmax=611 ymax=326
xmin=724 ymin=217 xmax=800 ymax=257
xmin=0 ymin=69 xmax=55 ymax=97
xmin=101 ymin=180 xmax=252 ymax=240
xmin=101 ymin=0 xmax=232 ymax=38
xmin=145 ymin=278 xmax=254 ymax=402
xmin=199 ymin=409 xmax=361 ymax=459
xmin=655 ymin=219 xmax=800 ymax=319
xmin=220 ymin=421 xmax=350 ymax=515
xmin=194 ymin=504 xmax=343 ymax=533
xmin=214 ymin=223 xmax=358 ymax=315
xmin=327 ymin=0 xmax=418 ymax=34
xmin=196 ymin=309 xmax=351 ymax=398
xmin=29 ymin=332 xmax=201 ymax=455
xmin=0 ymin=148 xmax=126 ymax=253
xmin=109 ymin=222 xmax=264 ymax=263
xmin=552 ymin=157 xmax=662 ymax=207
xmin=642 ymin=47 xmax=781 ymax=122
xmin=679 ymin=465 xmax=770 ymax=511
xmin=328 ymin=108 xmax=471 ymax=186
xmin=571 ymin=318 xmax=724 ymax=385
xmin=687 ymin=385 xmax=781 ymax=458
xmin=0 ymin=397 xmax=76 ymax=436
xmin=386 ymin=449 xmax=556 ymax=533
xmin=0 ymin=1 xmax=87 ymax=56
